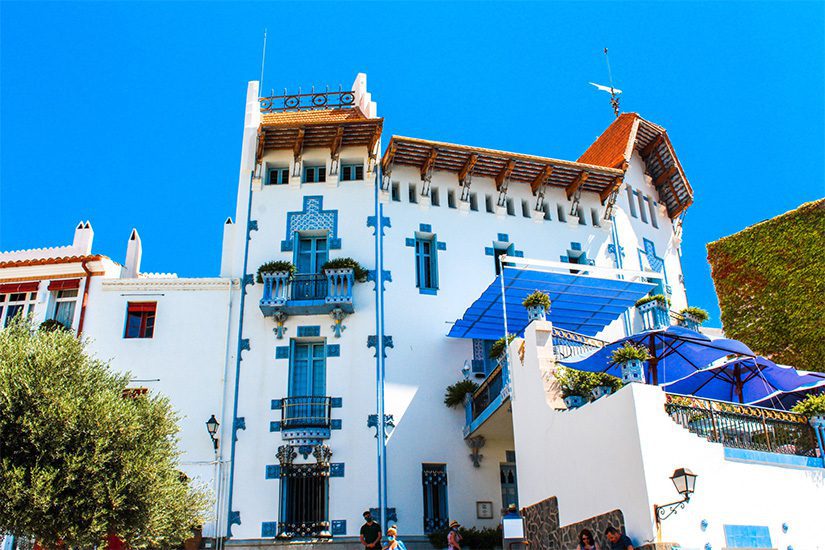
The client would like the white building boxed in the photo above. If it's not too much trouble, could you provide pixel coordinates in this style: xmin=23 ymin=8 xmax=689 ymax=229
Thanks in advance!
xmin=3 ymin=73 xmax=822 ymax=550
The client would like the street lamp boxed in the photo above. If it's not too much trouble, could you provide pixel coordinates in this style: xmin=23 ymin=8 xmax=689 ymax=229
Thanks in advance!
xmin=654 ymin=468 xmax=698 ymax=525
xmin=205 ymin=414 xmax=220 ymax=450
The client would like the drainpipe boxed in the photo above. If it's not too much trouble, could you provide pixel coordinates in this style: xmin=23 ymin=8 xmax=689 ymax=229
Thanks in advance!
xmin=609 ymin=216 xmax=633 ymax=336
xmin=373 ymin=165 xmax=388 ymax=531
xmin=77 ymin=259 xmax=93 ymax=336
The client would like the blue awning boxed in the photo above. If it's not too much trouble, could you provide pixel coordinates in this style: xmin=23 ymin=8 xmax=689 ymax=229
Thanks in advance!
xmin=447 ymin=266 xmax=655 ymax=339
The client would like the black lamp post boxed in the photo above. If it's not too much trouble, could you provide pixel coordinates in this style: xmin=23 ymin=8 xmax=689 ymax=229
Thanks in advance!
xmin=206 ymin=414 xmax=220 ymax=450
xmin=654 ymin=468 xmax=698 ymax=526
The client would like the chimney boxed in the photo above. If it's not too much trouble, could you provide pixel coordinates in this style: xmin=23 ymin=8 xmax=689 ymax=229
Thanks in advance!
xmin=220 ymin=217 xmax=235 ymax=278
xmin=124 ymin=228 xmax=142 ymax=278
xmin=73 ymin=221 xmax=94 ymax=255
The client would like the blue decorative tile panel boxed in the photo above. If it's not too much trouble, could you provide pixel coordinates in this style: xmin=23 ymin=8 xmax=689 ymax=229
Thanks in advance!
xmin=420 ymin=288 xmax=438 ymax=295
xmin=367 ymin=214 xmax=391 ymax=236
xmin=513 ymin=250 xmax=524 ymax=258
xmin=641 ymin=238 xmax=664 ymax=272
xmin=240 ymin=338 xmax=250 ymax=351
xmin=484 ymin=246 xmax=495 ymax=256
xmin=571 ymin=242 xmax=582 ymax=251
xmin=271 ymin=399 xmax=282 ymax=410
xmin=405 ymin=237 xmax=415 ymax=247
xmin=261 ymin=522 xmax=278 ymax=537
xmin=331 ymin=397 xmax=343 ymax=408
xmin=724 ymin=525 xmax=772 ymax=548
xmin=281 ymin=196 xmax=340 ymax=251
xmin=419 ymin=223 xmax=432 ymax=233
xmin=275 ymin=346 xmax=289 ymax=359
xmin=265 ymin=464 xmax=280 ymax=479
xmin=331 ymin=520 xmax=347 ymax=536
xmin=330 ymin=463 xmax=345 ymax=477
xmin=331 ymin=419 xmax=342 ymax=430
xmin=497 ymin=233 xmax=509 ymax=242
xmin=326 ymin=344 xmax=340 ymax=357
xmin=436 ymin=241 xmax=446 ymax=251
xmin=297 ymin=325 xmax=321 ymax=337
xmin=270 ymin=421 xmax=281 ymax=432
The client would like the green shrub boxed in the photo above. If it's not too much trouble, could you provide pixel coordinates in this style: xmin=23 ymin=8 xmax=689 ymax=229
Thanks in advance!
xmin=792 ymin=393 xmax=825 ymax=418
xmin=39 ymin=319 xmax=68 ymax=332
xmin=610 ymin=343 xmax=651 ymax=364
xmin=256 ymin=260 xmax=296 ymax=283
xmin=522 ymin=290 xmax=551 ymax=310
xmin=444 ymin=379 xmax=480 ymax=408
xmin=428 ymin=526 xmax=503 ymax=549
xmin=635 ymin=294 xmax=670 ymax=308
xmin=489 ymin=334 xmax=516 ymax=359
xmin=680 ymin=306 xmax=709 ymax=323
xmin=555 ymin=367 xmax=596 ymax=398
xmin=594 ymin=371 xmax=623 ymax=392
xmin=321 ymin=257 xmax=369 ymax=282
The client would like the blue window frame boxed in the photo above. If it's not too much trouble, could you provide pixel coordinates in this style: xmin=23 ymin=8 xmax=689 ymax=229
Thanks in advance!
xmin=295 ymin=235 xmax=329 ymax=275
xmin=422 ymin=464 xmax=448 ymax=533
xmin=415 ymin=236 xmax=438 ymax=291
xmin=266 ymin=166 xmax=289 ymax=185
xmin=340 ymin=163 xmax=364 ymax=181
xmin=303 ymin=164 xmax=326 ymax=183
xmin=289 ymin=342 xmax=326 ymax=397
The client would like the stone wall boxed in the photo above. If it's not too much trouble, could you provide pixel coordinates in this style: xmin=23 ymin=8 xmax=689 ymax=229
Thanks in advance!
xmin=521 ymin=496 xmax=625 ymax=550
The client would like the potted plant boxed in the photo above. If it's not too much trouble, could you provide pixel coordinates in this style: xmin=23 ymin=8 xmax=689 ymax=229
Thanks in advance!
xmin=554 ymin=367 xmax=596 ymax=409
xmin=444 ymin=379 xmax=480 ymax=409
xmin=522 ymin=290 xmax=551 ymax=322
xmin=635 ymin=294 xmax=671 ymax=331
xmin=256 ymin=260 xmax=296 ymax=283
xmin=321 ymin=257 xmax=369 ymax=283
xmin=590 ymin=372 xmax=623 ymax=400
xmin=610 ymin=343 xmax=651 ymax=384
xmin=634 ymin=294 xmax=670 ymax=310
xmin=679 ymin=306 xmax=709 ymax=330
xmin=489 ymin=334 xmax=516 ymax=361
xmin=792 ymin=394 xmax=825 ymax=430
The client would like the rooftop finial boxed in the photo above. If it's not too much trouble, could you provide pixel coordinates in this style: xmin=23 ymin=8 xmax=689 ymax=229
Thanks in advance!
xmin=589 ymin=47 xmax=622 ymax=117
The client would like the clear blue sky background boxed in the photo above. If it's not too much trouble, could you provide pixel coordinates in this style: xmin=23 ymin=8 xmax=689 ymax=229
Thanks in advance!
xmin=2 ymin=2 xmax=823 ymax=325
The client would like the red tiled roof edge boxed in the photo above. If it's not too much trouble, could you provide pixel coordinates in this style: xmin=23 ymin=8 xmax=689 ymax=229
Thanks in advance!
xmin=576 ymin=112 xmax=640 ymax=169
xmin=0 ymin=254 xmax=109 ymax=270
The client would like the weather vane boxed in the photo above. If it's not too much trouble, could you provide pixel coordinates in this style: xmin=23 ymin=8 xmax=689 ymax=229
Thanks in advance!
xmin=589 ymin=47 xmax=622 ymax=117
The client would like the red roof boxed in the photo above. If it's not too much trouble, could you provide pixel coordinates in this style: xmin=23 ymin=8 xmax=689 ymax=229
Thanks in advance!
xmin=577 ymin=113 xmax=639 ymax=168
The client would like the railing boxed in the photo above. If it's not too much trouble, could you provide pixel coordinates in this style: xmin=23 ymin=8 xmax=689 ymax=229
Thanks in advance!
xmin=471 ymin=364 xmax=505 ymax=421
xmin=260 ymin=269 xmax=354 ymax=313
xmin=281 ymin=396 xmax=332 ymax=429
xmin=260 ymin=89 xmax=356 ymax=113
xmin=551 ymin=326 xmax=606 ymax=360
xmin=665 ymin=393 xmax=819 ymax=458
xmin=638 ymin=300 xmax=671 ymax=331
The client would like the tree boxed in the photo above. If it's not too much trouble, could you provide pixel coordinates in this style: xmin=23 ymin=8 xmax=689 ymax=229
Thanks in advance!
xmin=0 ymin=318 xmax=209 ymax=548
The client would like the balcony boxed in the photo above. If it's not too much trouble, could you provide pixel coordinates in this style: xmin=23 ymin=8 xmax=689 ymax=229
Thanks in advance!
xmin=260 ymin=269 xmax=355 ymax=316
xmin=282 ymin=396 xmax=333 ymax=429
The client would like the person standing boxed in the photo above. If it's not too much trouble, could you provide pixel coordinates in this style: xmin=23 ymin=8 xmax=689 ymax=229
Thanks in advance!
xmin=604 ymin=526 xmax=633 ymax=550
xmin=447 ymin=520 xmax=462 ymax=550
xmin=360 ymin=511 xmax=381 ymax=550
xmin=384 ymin=526 xmax=406 ymax=550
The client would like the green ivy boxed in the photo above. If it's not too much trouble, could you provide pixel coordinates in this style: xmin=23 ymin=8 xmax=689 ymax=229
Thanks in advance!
xmin=707 ymin=199 xmax=825 ymax=373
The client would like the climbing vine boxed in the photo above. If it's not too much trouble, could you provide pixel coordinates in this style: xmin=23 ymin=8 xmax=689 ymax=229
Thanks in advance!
xmin=706 ymin=199 xmax=825 ymax=373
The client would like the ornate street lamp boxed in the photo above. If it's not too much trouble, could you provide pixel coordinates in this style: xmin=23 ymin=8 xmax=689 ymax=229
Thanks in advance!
xmin=654 ymin=468 xmax=698 ymax=525
xmin=205 ymin=414 xmax=220 ymax=450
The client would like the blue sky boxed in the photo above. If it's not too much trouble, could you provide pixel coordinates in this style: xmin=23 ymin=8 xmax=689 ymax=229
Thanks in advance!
xmin=1 ymin=2 xmax=823 ymax=325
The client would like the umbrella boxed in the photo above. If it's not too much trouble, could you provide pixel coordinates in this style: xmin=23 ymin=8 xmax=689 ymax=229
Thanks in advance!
xmin=662 ymin=356 xmax=825 ymax=404
xmin=751 ymin=370 xmax=825 ymax=409
xmin=562 ymin=326 xmax=753 ymax=386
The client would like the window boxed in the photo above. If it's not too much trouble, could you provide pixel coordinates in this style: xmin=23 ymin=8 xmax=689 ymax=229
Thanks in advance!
xmin=267 ymin=166 xmax=290 ymax=185
xmin=636 ymin=191 xmax=648 ymax=223
xmin=391 ymin=182 xmax=401 ymax=202
xmin=303 ymin=165 xmax=326 ymax=183
xmin=289 ymin=342 xmax=327 ymax=397
xmin=590 ymin=208 xmax=601 ymax=227
xmin=431 ymin=187 xmax=440 ymax=207
xmin=506 ymin=198 xmax=515 ymax=216
xmin=469 ymin=193 xmax=478 ymax=211
xmin=626 ymin=186 xmax=638 ymax=218
xmin=408 ymin=183 xmax=418 ymax=204
xmin=500 ymin=461 xmax=519 ymax=510
xmin=485 ymin=194 xmax=494 ymax=213
xmin=522 ymin=199 xmax=531 ymax=218
xmin=296 ymin=235 xmax=329 ymax=275
xmin=0 ymin=290 xmax=37 ymax=327
xmin=340 ymin=163 xmax=364 ymax=181
xmin=543 ymin=202 xmax=552 ymax=221
xmin=279 ymin=462 xmax=329 ymax=538
xmin=125 ymin=302 xmax=156 ymax=339
xmin=577 ymin=206 xmax=587 ymax=225
xmin=493 ymin=245 xmax=514 ymax=275
xmin=447 ymin=189 xmax=456 ymax=209
xmin=646 ymin=197 xmax=659 ymax=228
xmin=422 ymin=464 xmax=449 ymax=533
xmin=415 ymin=236 xmax=438 ymax=292
xmin=52 ymin=289 xmax=78 ymax=328
xmin=556 ymin=203 xmax=567 ymax=222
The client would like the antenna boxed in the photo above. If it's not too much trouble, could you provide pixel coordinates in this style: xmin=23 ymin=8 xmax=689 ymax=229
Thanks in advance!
xmin=588 ymin=47 xmax=622 ymax=117
xmin=259 ymin=28 xmax=267 ymax=97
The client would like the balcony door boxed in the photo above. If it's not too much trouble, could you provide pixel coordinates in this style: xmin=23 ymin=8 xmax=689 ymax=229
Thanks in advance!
xmin=296 ymin=235 xmax=328 ymax=275
xmin=287 ymin=342 xmax=327 ymax=428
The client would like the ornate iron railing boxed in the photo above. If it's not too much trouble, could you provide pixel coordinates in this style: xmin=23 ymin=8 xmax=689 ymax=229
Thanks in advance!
xmin=551 ymin=326 xmax=606 ymax=359
xmin=665 ymin=393 xmax=819 ymax=457
xmin=281 ymin=397 xmax=332 ymax=429
xmin=260 ymin=89 xmax=356 ymax=113
xmin=278 ymin=462 xmax=330 ymax=538
xmin=471 ymin=364 xmax=505 ymax=421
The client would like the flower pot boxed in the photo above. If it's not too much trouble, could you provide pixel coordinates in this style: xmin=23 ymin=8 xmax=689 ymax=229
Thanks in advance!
xmin=678 ymin=312 xmax=703 ymax=332
xmin=526 ymin=305 xmax=546 ymax=322
xmin=563 ymin=395 xmax=587 ymax=409
xmin=590 ymin=385 xmax=613 ymax=401
xmin=620 ymin=359 xmax=646 ymax=384
xmin=809 ymin=415 xmax=825 ymax=429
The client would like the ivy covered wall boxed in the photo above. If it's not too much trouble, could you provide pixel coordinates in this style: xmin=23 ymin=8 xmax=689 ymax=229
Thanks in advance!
xmin=707 ymin=199 xmax=825 ymax=373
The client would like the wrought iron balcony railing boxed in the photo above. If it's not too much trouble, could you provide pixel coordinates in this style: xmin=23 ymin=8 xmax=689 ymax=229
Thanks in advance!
xmin=551 ymin=326 xmax=606 ymax=360
xmin=281 ymin=396 xmax=333 ymax=430
xmin=260 ymin=269 xmax=355 ymax=316
xmin=665 ymin=393 xmax=819 ymax=458
xmin=260 ymin=88 xmax=356 ymax=113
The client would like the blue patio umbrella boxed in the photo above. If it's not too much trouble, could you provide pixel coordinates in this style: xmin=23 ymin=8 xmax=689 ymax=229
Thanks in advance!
xmin=662 ymin=356 xmax=825 ymax=404
xmin=562 ymin=326 xmax=753 ymax=386
xmin=750 ymin=371 xmax=825 ymax=409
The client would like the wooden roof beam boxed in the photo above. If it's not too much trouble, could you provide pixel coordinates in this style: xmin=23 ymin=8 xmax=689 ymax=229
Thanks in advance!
xmin=368 ymin=126 xmax=382 ymax=156
xmin=381 ymin=142 xmax=397 ymax=172
xmin=293 ymin=128 xmax=305 ymax=160
xmin=600 ymin=176 xmax=624 ymax=204
xmin=420 ymin=148 xmax=438 ymax=179
xmin=459 ymin=154 xmax=479 ymax=182
xmin=654 ymin=166 xmax=677 ymax=187
xmin=565 ymin=171 xmax=589 ymax=199
xmin=255 ymin=131 xmax=265 ymax=165
xmin=330 ymin=127 xmax=344 ymax=158
xmin=531 ymin=165 xmax=554 ymax=194
xmin=641 ymin=134 xmax=664 ymax=158
xmin=495 ymin=159 xmax=516 ymax=190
